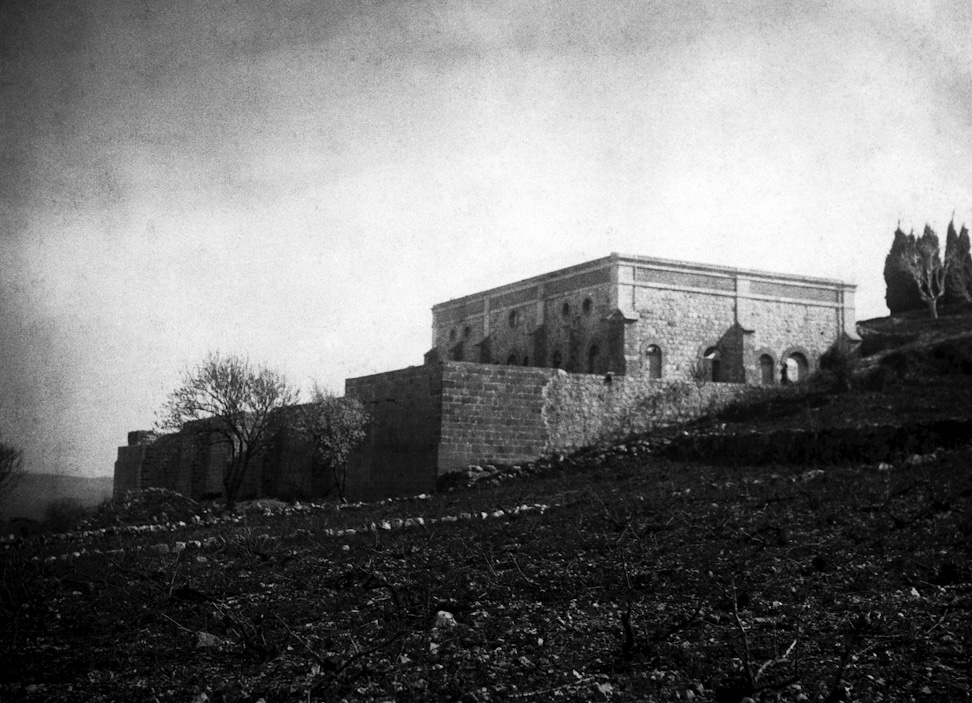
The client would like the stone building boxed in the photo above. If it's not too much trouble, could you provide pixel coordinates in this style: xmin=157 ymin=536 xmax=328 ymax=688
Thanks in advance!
xmin=430 ymin=253 xmax=858 ymax=385
xmin=116 ymin=253 xmax=858 ymax=502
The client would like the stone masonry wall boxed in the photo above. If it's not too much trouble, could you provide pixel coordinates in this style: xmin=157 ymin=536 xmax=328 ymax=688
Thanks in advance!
xmin=632 ymin=287 xmax=738 ymax=379
xmin=437 ymin=364 xmax=553 ymax=471
xmin=345 ymin=365 xmax=443 ymax=500
xmin=740 ymin=297 xmax=840 ymax=379
xmin=120 ymin=360 xmax=757 ymax=502
xmin=433 ymin=361 xmax=754 ymax=474
xmin=540 ymin=370 xmax=754 ymax=454
xmin=631 ymin=286 xmax=841 ymax=384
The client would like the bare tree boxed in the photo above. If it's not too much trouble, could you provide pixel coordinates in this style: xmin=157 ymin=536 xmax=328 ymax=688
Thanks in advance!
xmin=0 ymin=432 xmax=25 ymax=501
xmin=895 ymin=225 xmax=956 ymax=319
xmin=157 ymin=353 xmax=298 ymax=510
xmin=294 ymin=386 xmax=370 ymax=501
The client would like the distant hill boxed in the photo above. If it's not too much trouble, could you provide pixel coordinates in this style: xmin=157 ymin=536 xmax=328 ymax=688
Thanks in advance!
xmin=0 ymin=473 xmax=113 ymax=522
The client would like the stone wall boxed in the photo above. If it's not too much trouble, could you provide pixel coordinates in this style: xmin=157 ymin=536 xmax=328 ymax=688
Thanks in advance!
xmin=539 ymin=368 xmax=754 ymax=454
xmin=345 ymin=365 xmax=443 ymax=500
xmin=350 ymin=361 xmax=755 ymax=481
xmin=631 ymin=286 xmax=738 ymax=379
xmin=437 ymin=364 xmax=552 ymax=470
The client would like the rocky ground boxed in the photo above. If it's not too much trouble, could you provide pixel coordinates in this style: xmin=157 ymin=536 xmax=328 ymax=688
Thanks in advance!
xmin=1 ymin=317 xmax=970 ymax=702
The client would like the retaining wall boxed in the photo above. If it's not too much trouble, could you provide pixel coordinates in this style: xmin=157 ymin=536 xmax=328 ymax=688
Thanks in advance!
xmin=346 ymin=361 xmax=754 ymax=487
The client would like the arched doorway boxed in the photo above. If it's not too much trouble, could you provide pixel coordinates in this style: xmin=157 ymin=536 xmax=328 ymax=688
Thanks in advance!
xmin=783 ymin=352 xmax=809 ymax=383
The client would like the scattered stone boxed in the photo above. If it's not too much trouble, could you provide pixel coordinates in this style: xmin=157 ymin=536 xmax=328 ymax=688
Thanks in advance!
xmin=434 ymin=610 xmax=457 ymax=628
xmin=195 ymin=632 xmax=225 ymax=649
xmin=150 ymin=543 xmax=170 ymax=555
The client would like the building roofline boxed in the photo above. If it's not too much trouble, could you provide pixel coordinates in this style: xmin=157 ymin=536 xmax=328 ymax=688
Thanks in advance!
xmin=610 ymin=253 xmax=856 ymax=288
xmin=432 ymin=253 xmax=855 ymax=312
xmin=432 ymin=255 xmax=615 ymax=311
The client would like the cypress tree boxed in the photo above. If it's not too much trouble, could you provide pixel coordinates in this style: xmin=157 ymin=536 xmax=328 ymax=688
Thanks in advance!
xmin=944 ymin=221 xmax=972 ymax=307
xmin=883 ymin=227 xmax=922 ymax=314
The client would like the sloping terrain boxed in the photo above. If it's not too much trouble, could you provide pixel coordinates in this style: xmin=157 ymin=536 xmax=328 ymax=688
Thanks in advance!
xmin=0 ymin=313 xmax=969 ymax=703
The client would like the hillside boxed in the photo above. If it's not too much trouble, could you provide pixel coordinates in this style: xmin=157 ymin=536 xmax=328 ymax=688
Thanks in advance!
xmin=0 ymin=313 xmax=969 ymax=702
xmin=0 ymin=473 xmax=113 ymax=523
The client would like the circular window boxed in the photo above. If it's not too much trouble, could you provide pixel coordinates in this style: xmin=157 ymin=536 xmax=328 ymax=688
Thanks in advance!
xmin=561 ymin=302 xmax=570 ymax=317
xmin=508 ymin=310 xmax=519 ymax=328
xmin=582 ymin=297 xmax=593 ymax=315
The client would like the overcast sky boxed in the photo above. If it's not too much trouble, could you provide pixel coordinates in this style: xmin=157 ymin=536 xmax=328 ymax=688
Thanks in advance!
xmin=2 ymin=0 xmax=971 ymax=480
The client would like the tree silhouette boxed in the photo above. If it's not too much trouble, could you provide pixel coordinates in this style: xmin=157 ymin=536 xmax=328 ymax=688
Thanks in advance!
xmin=157 ymin=353 xmax=298 ymax=510
xmin=892 ymin=226 xmax=953 ymax=320
xmin=883 ymin=227 xmax=923 ymax=314
xmin=943 ymin=220 xmax=972 ymax=307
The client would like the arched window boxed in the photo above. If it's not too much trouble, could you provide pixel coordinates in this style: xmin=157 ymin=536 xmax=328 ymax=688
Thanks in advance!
xmin=449 ymin=329 xmax=456 ymax=343
xmin=506 ymin=353 xmax=518 ymax=366
xmin=587 ymin=344 xmax=600 ymax=374
xmin=552 ymin=350 xmax=563 ymax=369
xmin=561 ymin=302 xmax=570 ymax=317
xmin=463 ymin=325 xmax=472 ymax=339
xmin=759 ymin=354 xmax=775 ymax=385
xmin=582 ymin=297 xmax=593 ymax=315
xmin=644 ymin=345 xmax=662 ymax=379
xmin=783 ymin=352 xmax=809 ymax=384
xmin=508 ymin=310 xmax=519 ymax=328
xmin=522 ymin=356 xmax=529 ymax=366
xmin=703 ymin=347 xmax=721 ymax=382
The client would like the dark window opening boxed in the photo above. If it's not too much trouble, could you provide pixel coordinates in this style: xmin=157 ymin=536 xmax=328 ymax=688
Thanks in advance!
xmin=759 ymin=354 xmax=775 ymax=385
xmin=561 ymin=302 xmax=570 ymax=317
xmin=552 ymin=350 xmax=563 ymax=369
xmin=463 ymin=325 xmax=472 ymax=339
xmin=587 ymin=344 xmax=600 ymax=373
xmin=508 ymin=310 xmax=519 ymax=328
xmin=449 ymin=329 xmax=456 ymax=343
xmin=703 ymin=347 xmax=721 ymax=382
xmin=506 ymin=353 xmax=518 ymax=365
xmin=645 ymin=345 xmax=662 ymax=379
xmin=582 ymin=297 xmax=593 ymax=315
